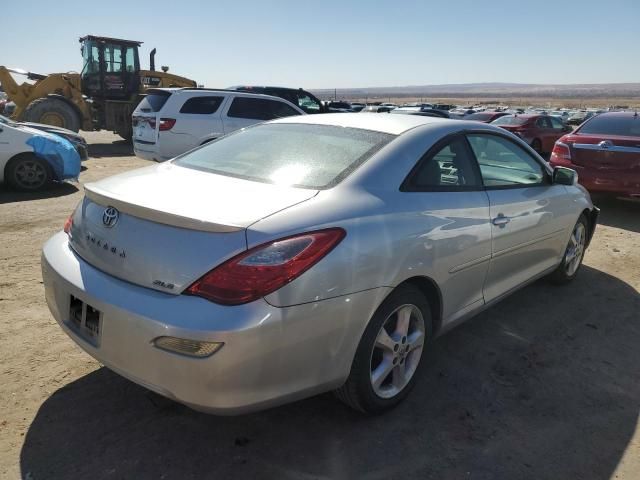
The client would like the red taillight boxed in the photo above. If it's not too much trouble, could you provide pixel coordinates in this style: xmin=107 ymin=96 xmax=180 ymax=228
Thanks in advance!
xmin=551 ymin=141 xmax=572 ymax=164
xmin=186 ymin=228 xmax=346 ymax=305
xmin=158 ymin=118 xmax=176 ymax=131
xmin=63 ymin=213 xmax=73 ymax=234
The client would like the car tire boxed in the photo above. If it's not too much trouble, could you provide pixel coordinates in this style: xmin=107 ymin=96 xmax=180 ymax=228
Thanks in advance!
xmin=548 ymin=214 xmax=589 ymax=284
xmin=531 ymin=138 xmax=543 ymax=154
xmin=24 ymin=97 xmax=81 ymax=132
xmin=6 ymin=153 xmax=53 ymax=191
xmin=334 ymin=284 xmax=433 ymax=414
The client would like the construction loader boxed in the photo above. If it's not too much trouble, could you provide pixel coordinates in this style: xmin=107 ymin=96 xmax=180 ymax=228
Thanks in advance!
xmin=0 ymin=35 xmax=196 ymax=139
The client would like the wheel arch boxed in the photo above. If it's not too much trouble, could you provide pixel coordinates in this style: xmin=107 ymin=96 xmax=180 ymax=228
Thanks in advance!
xmin=582 ymin=207 xmax=598 ymax=248
xmin=46 ymin=94 xmax=84 ymax=122
xmin=396 ymin=276 xmax=443 ymax=335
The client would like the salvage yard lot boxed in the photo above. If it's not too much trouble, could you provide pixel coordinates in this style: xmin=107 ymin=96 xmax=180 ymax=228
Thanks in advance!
xmin=1 ymin=131 xmax=639 ymax=480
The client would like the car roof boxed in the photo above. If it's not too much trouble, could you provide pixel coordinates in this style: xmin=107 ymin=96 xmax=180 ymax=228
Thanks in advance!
xmin=270 ymin=112 xmax=455 ymax=135
xmin=595 ymin=111 xmax=639 ymax=118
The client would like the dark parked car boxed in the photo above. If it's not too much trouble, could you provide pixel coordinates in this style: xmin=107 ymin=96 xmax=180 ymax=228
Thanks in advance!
xmin=465 ymin=111 xmax=509 ymax=123
xmin=549 ymin=111 xmax=640 ymax=199
xmin=391 ymin=108 xmax=449 ymax=119
xmin=229 ymin=86 xmax=325 ymax=114
xmin=0 ymin=114 xmax=89 ymax=160
xmin=326 ymin=101 xmax=353 ymax=112
xmin=491 ymin=114 xmax=572 ymax=154
xmin=350 ymin=102 xmax=366 ymax=112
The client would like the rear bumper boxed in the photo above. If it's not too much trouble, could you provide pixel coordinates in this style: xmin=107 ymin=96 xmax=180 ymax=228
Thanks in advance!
xmin=550 ymin=162 xmax=640 ymax=198
xmin=133 ymin=141 xmax=159 ymax=162
xmin=42 ymin=232 xmax=389 ymax=414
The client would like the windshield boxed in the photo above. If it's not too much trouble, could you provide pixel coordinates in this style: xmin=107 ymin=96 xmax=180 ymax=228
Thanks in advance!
xmin=492 ymin=115 xmax=528 ymax=126
xmin=174 ymin=123 xmax=395 ymax=189
xmin=578 ymin=115 xmax=640 ymax=137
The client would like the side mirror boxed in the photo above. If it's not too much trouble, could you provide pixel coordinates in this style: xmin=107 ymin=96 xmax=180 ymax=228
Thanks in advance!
xmin=553 ymin=166 xmax=578 ymax=186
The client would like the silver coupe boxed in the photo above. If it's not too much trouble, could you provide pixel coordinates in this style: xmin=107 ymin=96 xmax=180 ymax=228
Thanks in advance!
xmin=42 ymin=113 xmax=598 ymax=414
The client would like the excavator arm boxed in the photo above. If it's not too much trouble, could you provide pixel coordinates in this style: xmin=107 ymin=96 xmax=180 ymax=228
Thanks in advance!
xmin=0 ymin=66 xmax=92 ymax=129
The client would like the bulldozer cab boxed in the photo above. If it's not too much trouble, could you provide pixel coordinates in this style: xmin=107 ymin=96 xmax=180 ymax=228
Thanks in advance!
xmin=80 ymin=35 xmax=141 ymax=100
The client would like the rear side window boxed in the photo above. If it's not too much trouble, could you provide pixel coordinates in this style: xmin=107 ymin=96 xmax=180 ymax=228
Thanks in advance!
xmin=406 ymin=137 xmax=482 ymax=190
xmin=179 ymin=96 xmax=223 ymax=114
xmin=227 ymin=97 xmax=300 ymax=120
xmin=137 ymin=93 xmax=171 ymax=112
xmin=579 ymin=115 xmax=640 ymax=137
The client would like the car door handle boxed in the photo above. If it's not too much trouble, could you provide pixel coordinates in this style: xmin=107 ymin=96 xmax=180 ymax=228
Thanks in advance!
xmin=492 ymin=215 xmax=510 ymax=226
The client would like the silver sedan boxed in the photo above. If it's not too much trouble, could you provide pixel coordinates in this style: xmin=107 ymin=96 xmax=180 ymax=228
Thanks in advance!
xmin=42 ymin=113 xmax=598 ymax=414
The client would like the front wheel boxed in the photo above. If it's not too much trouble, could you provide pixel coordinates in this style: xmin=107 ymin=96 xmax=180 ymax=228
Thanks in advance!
xmin=334 ymin=284 xmax=432 ymax=414
xmin=6 ymin=154 xmax=53 ymax=191
xmin=549 ymin=214 xmax=589 ymax=284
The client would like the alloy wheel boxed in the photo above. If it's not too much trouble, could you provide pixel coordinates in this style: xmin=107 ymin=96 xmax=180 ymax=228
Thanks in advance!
xmin=564 ymin=222 xmax=586 ymax=276
xmin=370 ymin=304 xmax=425 ymax=399
xmin=14 ymin=160 xmax=48 ymax=190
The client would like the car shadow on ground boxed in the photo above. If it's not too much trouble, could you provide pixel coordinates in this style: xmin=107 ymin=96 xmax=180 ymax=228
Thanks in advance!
xmin=593 ymin=196 xmax=640 ymax=234
xmin=88 ymin=141 xmax=134 ymax=158
xmin=0 ymin=182 xmax=78 ymax=205
xmin=20 ymin=266 xmax=639 ymax=480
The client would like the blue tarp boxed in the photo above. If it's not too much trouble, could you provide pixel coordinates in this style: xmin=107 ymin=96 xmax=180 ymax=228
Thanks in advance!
xmin=25 ymin=133 xmax=81 ymax=181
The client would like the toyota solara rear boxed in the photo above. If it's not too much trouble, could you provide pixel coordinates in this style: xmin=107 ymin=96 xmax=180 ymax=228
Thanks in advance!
xmin=42 ymin=114 xmax=596 ymax=415
xmin=42 ymin=120 xmax=396 ymax=413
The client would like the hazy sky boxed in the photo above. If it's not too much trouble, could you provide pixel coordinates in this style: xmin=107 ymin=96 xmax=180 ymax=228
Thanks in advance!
xmin=2 ymin=0 xmax=639 ymax=89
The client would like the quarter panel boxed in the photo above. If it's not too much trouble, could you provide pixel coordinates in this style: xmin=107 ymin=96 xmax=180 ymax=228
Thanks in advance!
xmin=257 ymin=188 xmax=492 ymax=324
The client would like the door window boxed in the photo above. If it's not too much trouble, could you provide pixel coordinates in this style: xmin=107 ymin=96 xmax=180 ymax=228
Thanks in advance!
xmin=298 ymin=93 xmax=321 ymax=113
xmin=404 ymin=136 xmax=482 ymax=190
xmin=535 ymin=117 xmax=552 ymax=129
xmin=549 ymin=116 xmax=565 ymax=130
xmin=467 ymin=134 xmax=546 ymax=187
xmin=103 ymin=44 xmax=123 ymax=73
xmin=228 ymin=97 xmax=300 ymax=120
xmin=180 ymin=96 xmax=224 ymax=114
xmin=124 ymin=47 xmax=136 ymax=72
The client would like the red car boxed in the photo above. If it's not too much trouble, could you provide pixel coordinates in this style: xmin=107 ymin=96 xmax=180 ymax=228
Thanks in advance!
xmin=549 ymin=112 xmax=640 ymax=199
xmin=491 ymin=114 xmax=572 ymax=154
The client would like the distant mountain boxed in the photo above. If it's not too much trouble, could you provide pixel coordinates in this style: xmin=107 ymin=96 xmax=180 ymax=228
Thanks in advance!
xmin=312 ymin=82 xmax=640 ymax=99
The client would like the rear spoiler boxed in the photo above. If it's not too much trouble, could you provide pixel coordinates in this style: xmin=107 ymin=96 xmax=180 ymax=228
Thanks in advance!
xmin=84 ymin=184 xmax=243 ymax=233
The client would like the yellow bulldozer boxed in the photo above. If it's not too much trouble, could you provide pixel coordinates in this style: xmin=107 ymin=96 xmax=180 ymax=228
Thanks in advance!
xmin=0 ymin=35 xmax=196 ymax=139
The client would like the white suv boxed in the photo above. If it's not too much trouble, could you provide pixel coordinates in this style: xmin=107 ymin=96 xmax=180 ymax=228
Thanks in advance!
xmin=132 ymin=88 xmax=305 ymax=161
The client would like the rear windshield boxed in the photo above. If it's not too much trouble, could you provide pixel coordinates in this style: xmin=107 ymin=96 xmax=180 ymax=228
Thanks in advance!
xmin=174 ymin=123 xmax=395 ymax=189
xmin=137 ymin=92 xmax=171 ymax=113
xmin=492 ymin=115 xmax=528 ymax=126
xmin=578 ymin=115 xmax=640 ymax=137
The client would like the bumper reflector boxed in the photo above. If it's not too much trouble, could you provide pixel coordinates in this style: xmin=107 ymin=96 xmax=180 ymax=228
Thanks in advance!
xmin=153 ymin=336 xmax=223 ymax=358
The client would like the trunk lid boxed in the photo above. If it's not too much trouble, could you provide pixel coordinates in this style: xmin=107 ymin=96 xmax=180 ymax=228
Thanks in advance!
xmin=69 ymin=163 xmax=318 ymax=293
xmin=567 ymin=133 xmax=640 ymax=172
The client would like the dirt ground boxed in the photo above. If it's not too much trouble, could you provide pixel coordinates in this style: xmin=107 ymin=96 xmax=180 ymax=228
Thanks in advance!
xmin=0 ymin=131 xmax=639 ymax=480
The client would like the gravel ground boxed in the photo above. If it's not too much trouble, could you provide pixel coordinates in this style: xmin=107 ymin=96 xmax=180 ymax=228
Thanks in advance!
xmin=0 ymin=131 xmax=639 ymax=480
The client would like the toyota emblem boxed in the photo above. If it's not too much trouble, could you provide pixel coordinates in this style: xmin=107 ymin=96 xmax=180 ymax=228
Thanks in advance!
xmin=102 ymin=206 xmax=119 ymax=228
